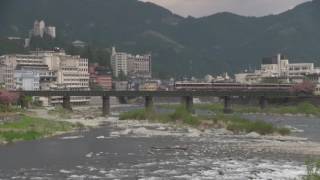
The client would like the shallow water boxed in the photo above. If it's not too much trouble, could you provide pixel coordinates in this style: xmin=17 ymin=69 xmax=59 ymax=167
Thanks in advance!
xmin=0 ymin=106 xmax=318 ymax=179
xmin=0 ymin=122 xmax=307 ymax=179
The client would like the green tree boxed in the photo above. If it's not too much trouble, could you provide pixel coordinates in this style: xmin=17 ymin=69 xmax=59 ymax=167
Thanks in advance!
xmin=117 ymin=70 xmax=127 ymax=81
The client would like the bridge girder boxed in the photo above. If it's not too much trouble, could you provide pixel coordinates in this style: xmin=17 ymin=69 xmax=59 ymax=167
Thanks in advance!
xmin=13 ymin=90 xmax=310 ymax=98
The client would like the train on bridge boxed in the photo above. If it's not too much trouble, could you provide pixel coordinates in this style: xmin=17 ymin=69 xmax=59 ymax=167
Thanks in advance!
xmin=174 ymin=82 xmax=293 ymax=91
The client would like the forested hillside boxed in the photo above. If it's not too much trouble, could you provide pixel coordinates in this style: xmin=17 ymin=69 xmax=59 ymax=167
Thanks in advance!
xmin=1 ymin=0 xmax=320 ymax=77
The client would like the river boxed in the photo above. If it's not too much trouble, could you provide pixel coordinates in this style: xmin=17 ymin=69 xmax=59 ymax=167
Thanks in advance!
xmin=0 ymin=105 xmax=319 ymax=179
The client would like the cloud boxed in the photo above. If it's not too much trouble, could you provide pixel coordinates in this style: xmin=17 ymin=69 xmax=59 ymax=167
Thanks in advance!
xmin=140 ymin=0 xmax=311 ymax=17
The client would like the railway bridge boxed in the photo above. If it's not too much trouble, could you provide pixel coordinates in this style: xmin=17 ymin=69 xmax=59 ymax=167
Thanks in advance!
xmin=15 ymin=90 xmax=312 ymax=116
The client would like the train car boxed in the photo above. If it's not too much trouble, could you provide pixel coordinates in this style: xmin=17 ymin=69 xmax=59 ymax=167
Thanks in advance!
xmin=174 ymin=81 xmax=293 ymax=91
xmin=174 ymin=82 xmax=213 ymax=91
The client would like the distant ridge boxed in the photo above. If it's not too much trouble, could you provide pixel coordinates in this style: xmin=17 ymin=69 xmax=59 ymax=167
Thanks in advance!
xmin=1 ymin=0 xmax=320 ymax=77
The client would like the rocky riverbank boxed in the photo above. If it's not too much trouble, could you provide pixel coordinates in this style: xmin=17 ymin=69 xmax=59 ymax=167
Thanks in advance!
xmin=29 ymin=106 xmax=320 ymax=157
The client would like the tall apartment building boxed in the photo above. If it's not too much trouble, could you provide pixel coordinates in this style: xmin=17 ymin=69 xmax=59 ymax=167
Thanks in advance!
xmin=56 ymin=55 xmax=89 ymax=90
xmin=128 ymin=54 xmax=152 ymax=78
xmin=0 ymin=58 xmax=15 ymax=90
xmin=0 ymin=54 xmax=44 ymax=90
xmin=33 ymin=20 xmax=46 ymax=38
xmin=0 ymin=65 xmax=3 ymax=87
xmin=110 ymin=47 xmax=152 ymax=78
xmin=32 ymin=20 xmax=56 ymax=39
xmin=32 ymin=50 xmax=90 ymax=105
xmin=111 ymin=47 xmax=128 ymax=77
xmin=45 ymin=26 xmax=56 ymax=39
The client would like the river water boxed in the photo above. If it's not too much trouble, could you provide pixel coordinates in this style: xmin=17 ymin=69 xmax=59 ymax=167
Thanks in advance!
xmin=0 ymin=105 xmax=319 ymax=179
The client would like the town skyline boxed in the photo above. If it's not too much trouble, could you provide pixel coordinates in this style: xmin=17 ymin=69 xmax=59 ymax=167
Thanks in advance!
xmin=1 ymin=1 xmax=320 ymax=179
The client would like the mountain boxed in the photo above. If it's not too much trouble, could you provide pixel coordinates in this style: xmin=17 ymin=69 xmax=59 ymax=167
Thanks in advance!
xmin=1 ymin=0 xmax=320 ymax=77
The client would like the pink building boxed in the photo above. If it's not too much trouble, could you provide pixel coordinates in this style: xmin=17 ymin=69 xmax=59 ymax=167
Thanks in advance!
xmin=89 ymin=64 xmax=112 ymax=90
xmin=95 ymin=75 xmax=112 ymax=90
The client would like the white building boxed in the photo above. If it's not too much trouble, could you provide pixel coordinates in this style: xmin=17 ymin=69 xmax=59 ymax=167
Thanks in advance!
xmin=111 ymin=47 xmax=128 ymax=77
xmin=0 ymin=61 xmax=15 ymax=90
xmin=33 ymin=20 xmax=46 ymax=38
xmin=55 ymin=55 xmax=89 ymax=90
xmin=0 ymin=55 xmax=45 ymax=90
xmin=111 ymin=47 xmax=152 ymax=78
xmin=0 ymin=55 xmax=44 ymax=90
xmin=24 ymin=38 xmax=31 ymax=48
xmin=235 ymin=54 xmax=316 ymax=84
xmin=204 ymin=75 xmax=214 ymax=82
xmin=30 ymin=50 xmax=90 ymax=105
xmin=72 ymin=40 xmax=87 ymax=48
xmin=32 ymin=20 xmax=56 ymax=39
xmin=127 ymin=54 xmax=152 ymax=78
xmin=0 ymin=49 xmax=90 ymax=106
xmin=14 ymin=70 xmax=40 ymax=91
xmin=113 ymin=81 xmax=128 ymax=91
xmin=288 ymin=63 xmax=314 ymax=76
xmin=45 ymin=26 xmax=56 ymax=39
xmin=235 ymin=72 xmax=263 ymax=84
xmin=261 ymin=54 xmax=314 ymax=77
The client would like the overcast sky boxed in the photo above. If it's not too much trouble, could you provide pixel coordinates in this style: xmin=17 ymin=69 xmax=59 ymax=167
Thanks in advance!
xmin=141 ymin=0 xmax=311 ymax=17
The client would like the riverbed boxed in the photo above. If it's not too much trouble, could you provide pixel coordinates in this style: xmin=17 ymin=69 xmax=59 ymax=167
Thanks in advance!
xmin=0 ymin=105 xmax=319 ymax=179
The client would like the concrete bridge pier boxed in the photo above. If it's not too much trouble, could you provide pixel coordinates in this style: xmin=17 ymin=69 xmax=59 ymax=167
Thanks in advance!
xmin=102 ymin=96 xmax=110 ymax=116
xmin=181 ymin=96 xmax=194 ymax=113
xmin=21 ymin=99 xmax=28 ymax=109
xmin=62 ymin=96 xmax=72 ymax=111
xmin=145 ymin=96 xmax=154 ymax=113
xmin=19 ymin=95 xmax=28 ymax=109
xmin=223 ymin=96 xmax=233 ymax=114
xmin=259 ymin=96 xmax=267 ymax=110
xmin=118 ymin=96 xmax=128 ymax=104
xmin=20 ymin=101 xmax=26 ymax=109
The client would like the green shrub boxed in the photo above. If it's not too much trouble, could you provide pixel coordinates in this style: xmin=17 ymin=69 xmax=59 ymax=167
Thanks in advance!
xmin=74 ymin=122 xmax=85 ymax=129
xmin=169 ymin=106 xmax=188 ymax=120
xmin=0 ymin=104 xmax=20 ymax=113
xmin=297 ymin=102 xmax=319 ymax=115
xmin=214 ymin=114 xmax=289 ymax=135
xmin=225 ymin=117 xmax=274 ymax=134
xmin=277 ymin=127 xmax=291 ymax=136
xmin=196 ymin=104 xmax=224 ymax=112
xmin=190 ymin=102 xmax=320 ymax=116
xmin=48 ymin=105 xmax=72 ymax=118
xmin=119 ymin=109 xmax=150 ymax=120
xmin=304 ymin=159 xmax=320 ymax=180
xmin=0 ymin=115 xmax=76 ymax=142
xmin=170 ymin=107 xmax=200 ymax=126
xmin=118 ymin=107 xmax=289 ymax=135
xmin=236 ymin=106 xmax=262 ymax=114
xmin=247 ymin=121 xmax=274 ymax=135
xmin=0 ymin=131 xmax=42 ymax=142
xmin=158 ymin=104 xmax=181 ymax=109
xmin=119 ymin=107 xmax=200 ymax=126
